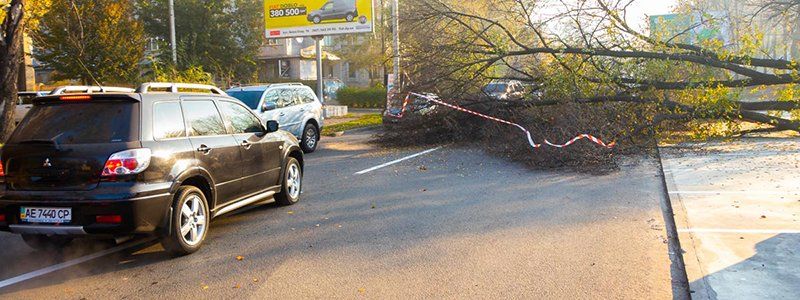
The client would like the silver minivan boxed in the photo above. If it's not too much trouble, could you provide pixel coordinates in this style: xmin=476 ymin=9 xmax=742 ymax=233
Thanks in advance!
xmin=15 ymin=91 xmax=50 ymax=124
xmin=227 ymin=84 xmax=324 ymax=153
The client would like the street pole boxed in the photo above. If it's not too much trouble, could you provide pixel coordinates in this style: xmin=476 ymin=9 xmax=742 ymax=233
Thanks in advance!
xmin=168 ymin=0 xmax=177 ymax=65
xmin=314 ymin=36 xmax=324 ymax=103
xmin=391 ymin=0 xmax=400 ymax=88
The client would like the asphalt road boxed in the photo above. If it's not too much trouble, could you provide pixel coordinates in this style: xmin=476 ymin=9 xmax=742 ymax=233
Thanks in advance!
xmin=0 ymin=130 xmax=674 ymax=298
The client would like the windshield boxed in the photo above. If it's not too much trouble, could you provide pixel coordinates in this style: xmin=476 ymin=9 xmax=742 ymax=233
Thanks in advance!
xmin=9 ymin=101 xmax=138 ymax=144
xmin=227 ymin=91 xmax=263 ymax=109
xmin=483 ymin=83 xmax=508 ymax=93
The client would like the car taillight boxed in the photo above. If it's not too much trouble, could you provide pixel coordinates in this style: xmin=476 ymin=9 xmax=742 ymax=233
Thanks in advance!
xmin=0 ymin=214 xmax=5 ymax=223
xmin=95 ymin=215 xmax=122 ymax=224
xmin=0 ymin=159 xmax=4 ymax=177
xmin=101 ymin=148 xmax=151 ymax=177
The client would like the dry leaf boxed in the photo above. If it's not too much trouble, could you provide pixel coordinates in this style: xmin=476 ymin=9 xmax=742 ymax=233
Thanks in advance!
xmin=236 ymin=255 xmax=244 ymax=261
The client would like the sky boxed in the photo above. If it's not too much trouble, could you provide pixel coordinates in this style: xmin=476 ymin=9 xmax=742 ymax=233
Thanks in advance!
xmin=535 ymin=0 xmax=680 ymax=32
xmin=624 ymin=0 xmax=680 ymax=30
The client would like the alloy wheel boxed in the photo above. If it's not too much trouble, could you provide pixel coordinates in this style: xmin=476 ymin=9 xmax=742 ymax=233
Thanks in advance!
xmin=179 ymin=194 xmax=207 ymax=246
xmin=305 ymin=127 xmax=317 ymax=150
xmin=286 ymin=163 xmax=301 ymax=199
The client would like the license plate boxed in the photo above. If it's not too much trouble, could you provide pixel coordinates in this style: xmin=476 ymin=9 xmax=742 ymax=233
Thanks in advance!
xmin=20 ymin=207 xmax=72 ymax=224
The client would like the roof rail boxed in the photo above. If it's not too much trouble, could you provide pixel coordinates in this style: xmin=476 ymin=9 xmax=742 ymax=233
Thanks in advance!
xmin=50 ymin=86 xmax=135 ymax=95
xmin=137 ymin=82 xmax=227 ymax=95
xmin=230 ymin=83 xmax=304 ymax=88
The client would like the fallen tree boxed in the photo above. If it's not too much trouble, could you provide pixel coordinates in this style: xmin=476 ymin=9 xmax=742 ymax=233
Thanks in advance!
xmin=378 ymin=0 xmax=800 ymax=171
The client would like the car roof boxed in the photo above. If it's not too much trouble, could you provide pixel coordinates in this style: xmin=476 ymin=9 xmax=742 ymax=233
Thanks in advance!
xmin=227 ymin=83 xmax=306 ymax=92
xmin=33 ymin=92 xmax=245 ymax=104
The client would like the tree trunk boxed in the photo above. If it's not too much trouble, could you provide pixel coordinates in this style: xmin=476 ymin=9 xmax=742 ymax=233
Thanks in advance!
xmin=0 ymin=0 xmax=26 ymax=142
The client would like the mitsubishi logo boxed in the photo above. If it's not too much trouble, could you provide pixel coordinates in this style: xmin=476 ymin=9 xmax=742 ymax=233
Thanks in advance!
xmin=43 ymin=158 xmax=52 ymax=167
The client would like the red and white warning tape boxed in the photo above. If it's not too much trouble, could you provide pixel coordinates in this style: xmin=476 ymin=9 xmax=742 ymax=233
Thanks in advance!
xmin=388 ymin=92 xmax=615 ymax=149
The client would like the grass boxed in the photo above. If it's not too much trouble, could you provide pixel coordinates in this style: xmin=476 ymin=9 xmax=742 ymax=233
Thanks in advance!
xmin=322 ymin=114 xmax=382 ymax=136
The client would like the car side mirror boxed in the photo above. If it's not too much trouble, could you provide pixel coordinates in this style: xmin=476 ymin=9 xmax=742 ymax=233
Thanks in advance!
xmin=262 ymin=101 xmax=277 ymax=112
xmin=265 ymin=120 xmax=279 ymax=133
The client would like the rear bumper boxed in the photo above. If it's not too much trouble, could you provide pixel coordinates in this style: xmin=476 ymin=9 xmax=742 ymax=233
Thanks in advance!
xmin=0 ymin=193 xmax=173 ymax=237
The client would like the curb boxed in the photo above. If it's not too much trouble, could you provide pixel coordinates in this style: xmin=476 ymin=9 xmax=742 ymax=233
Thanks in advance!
xmin=655 ymin=145 xmax=692 ymax=300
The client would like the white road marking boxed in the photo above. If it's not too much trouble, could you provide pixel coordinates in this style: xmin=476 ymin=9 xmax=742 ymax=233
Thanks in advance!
xmin=668 ymin=190 xmax=795 ymax=195
xmin=678 ymin=228 xmax=800 ymax=234
xmin=0 ymin=237 xmax=156 ymax=289
xmin=355 ymin=147 xmax=442 ymax=175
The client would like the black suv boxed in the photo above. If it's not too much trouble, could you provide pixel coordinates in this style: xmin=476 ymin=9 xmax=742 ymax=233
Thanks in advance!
xmin=0 ymin=83 xmax=305 ymax=255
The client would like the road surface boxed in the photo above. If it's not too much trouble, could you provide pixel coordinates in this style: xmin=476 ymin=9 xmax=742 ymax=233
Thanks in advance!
xmin=0 ymin=130 xmax=674 ymax=298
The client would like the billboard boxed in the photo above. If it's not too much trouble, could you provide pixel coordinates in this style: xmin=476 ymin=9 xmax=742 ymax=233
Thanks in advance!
xmin=265 ymin=0 xmax=374 ymax=38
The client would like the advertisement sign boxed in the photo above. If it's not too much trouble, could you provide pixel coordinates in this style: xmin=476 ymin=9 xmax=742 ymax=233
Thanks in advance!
xmin=265 ymin=0 xmax=374 ymax=38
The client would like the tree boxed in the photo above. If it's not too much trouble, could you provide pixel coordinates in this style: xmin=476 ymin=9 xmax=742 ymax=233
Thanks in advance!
xmin=136 ymin=0 xmax=263 ymax=85
xmin=400 ymin=0 xmax=800 ymax=134
xmin=0 ymin=0 xmax=25 ymax=141
xmin=32 ymin=0 xmax=146 ymax=85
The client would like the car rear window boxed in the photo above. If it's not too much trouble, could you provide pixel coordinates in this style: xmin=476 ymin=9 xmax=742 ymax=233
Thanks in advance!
xmin=9 ymin=102 xmax=138 ymax=144
xmin=227 ymin=91 xmax=263 ymax=109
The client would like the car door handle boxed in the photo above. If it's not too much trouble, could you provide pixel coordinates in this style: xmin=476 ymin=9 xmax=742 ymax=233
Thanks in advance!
xmin=196 ymin=145 xmax=212 ymax=155
xmin=279 ymin=112 xmax=286 ymax=116
xmin=240 ymin=140 xmax=252 ymax=149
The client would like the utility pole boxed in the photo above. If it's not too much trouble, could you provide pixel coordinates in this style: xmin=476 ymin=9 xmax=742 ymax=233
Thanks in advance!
xmin=380 ymin=0 xmax=387 ymax=85
xmin=314 ymin=36 xmax=324 ymax=103
xmin=391 ymin=0 xmax=400 ymax=88
xmin=168 ymin=0 xmax=177 ymax=65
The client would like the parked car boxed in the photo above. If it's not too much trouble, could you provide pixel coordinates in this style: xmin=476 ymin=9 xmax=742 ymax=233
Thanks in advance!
xmin=382 ymin=93 xmax=439 ymax=125
xmin=227 ymin=84 xmax=324 ymax=153
xmin=15 ymin=91 xmax=49 ymax=124
xmin=482 ymin=80 xmax=525 ymax=101
xmin=307 ymin=0 xmax=358 ymax=24
xmin=0 ymin=83 xmax=305 ymax=256
xmin=323 ymin=78 xmax=345 ymax=102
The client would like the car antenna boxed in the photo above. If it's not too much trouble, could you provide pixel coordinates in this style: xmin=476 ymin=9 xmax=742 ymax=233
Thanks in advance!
xmin=66 ymin=0 xmax=104 ymax=90
xmin=75 ymin=58 xmax=105 ymax=89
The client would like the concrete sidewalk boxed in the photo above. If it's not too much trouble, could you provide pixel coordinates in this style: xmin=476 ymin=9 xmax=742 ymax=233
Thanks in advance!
xmin=661 ymin=138 xmax=800 ymax=299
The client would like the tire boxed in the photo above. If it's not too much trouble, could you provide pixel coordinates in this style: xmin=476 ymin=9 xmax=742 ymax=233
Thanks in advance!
xmin=300 ymin=123 xmax=319 ymax=153
xmin=345 ymin=13 xmax=355 ymax=22
xmin=312 ymin=16 xmax=321 ymax=24
xmin=160 ymin=186 xmax=210 ymax=256
xmin=275 ymin=157 xmax=302 ymax=206
xmin=21 ymin=234 xmax=73 ymax=251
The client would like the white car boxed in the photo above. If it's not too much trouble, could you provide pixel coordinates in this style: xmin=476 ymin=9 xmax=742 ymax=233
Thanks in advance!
xmin=483 ymin=80 xmax=525 ymax=101
xmin=15 ymin=91 xmax=49 ymax=124
xmin=227 ymin=84 xmax=324 ymax=153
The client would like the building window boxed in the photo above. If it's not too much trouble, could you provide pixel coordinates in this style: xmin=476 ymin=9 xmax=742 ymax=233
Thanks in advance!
xmin=347 ymin=63 xmax=357 ymax=79
xmin=279 ymin=60 xmax=291 ymax=78
xmin=266 ymin=38 xmax=283 ymax=46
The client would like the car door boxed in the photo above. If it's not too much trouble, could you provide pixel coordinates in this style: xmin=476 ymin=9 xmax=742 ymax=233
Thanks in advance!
xmin=181 ymin=98 xmax=245 ymax=206
xmin=332 ymin=1 xmax=345 ymax=18
xmin=296 ymin=87 xmax=320 ymax=127
xmin=321 ymin=2 xmax=335 ymax=19
xmin=260 ymin=88 xmax=293 ymax=131
xmin=273 ymin=88 xmax=303 ymax=136
xmin=217 ymin=99 xmax=283 ymax=194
